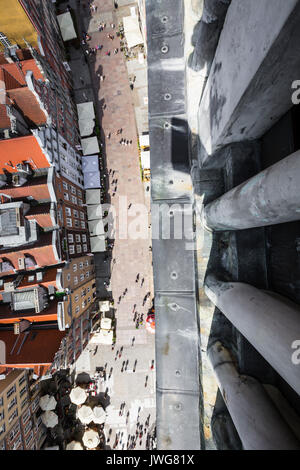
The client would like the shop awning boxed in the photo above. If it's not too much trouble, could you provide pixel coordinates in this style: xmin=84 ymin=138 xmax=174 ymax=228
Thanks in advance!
xmin=86 ymin=189 xmax=101 ymax=205
xmin=141 ymin=150 xmax=150 ymax=169
xmin=90 ymin=235 xmax=106 ymax=252
xmin=77 ymin=102 xmax=95 ymax=137
xmin=139 ymin=134 xmax=149 ymax=147
xmin=83 ymin=171 xmax=101 ymax=189
xmin=81 ymin=137 xmax=100 ymax=155
xmin=82 ymin=155 xmax=100 ymax=173
xmin=88 ymin=219 xmax=105 ymax=236
xmin=87 ymin=204 xmax=103 ymax=220
xmin=57 ymin=12 xmax=77 ymax=41
xmin=123 ymin=15 xmax=144 ymax=49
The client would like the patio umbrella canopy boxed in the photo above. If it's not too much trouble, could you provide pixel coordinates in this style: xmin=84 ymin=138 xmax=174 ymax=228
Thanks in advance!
xmin=82 ymin=429 xmax=100 ymax=449
xmin=39 ymin=394 xmax=57 ymax=411
xmin=77 ymin=405 xmax=94 ymax=424
xmin=100 ymin=317 xmax=112 ymax=330
xmin=66 ymin=441 xmax=84 ymax=450
xmin=70 ymin=386 xmax=87 ymax=405
xmin=92 ymin=406 xmax=107 ymax=424
xmin=41 ymin=411 xmax=58 ymax=428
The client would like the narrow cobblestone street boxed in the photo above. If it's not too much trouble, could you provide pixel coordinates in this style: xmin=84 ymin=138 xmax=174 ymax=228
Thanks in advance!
xmin=66 ymin=0 xmax=155 ymax=450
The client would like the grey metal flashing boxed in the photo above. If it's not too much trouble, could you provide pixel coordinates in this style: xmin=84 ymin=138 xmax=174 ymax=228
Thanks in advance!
xmin=146 ymin=0 xmax=202 ymax=450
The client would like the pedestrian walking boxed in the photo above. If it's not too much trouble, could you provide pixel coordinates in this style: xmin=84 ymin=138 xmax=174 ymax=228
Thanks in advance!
xmin=105 ymin=51 xmax=111 ymax=56
xmin=131 ymin=336 xmax=135 ymax=346
xmin=141 ymin=277 xmax=144 ymax=287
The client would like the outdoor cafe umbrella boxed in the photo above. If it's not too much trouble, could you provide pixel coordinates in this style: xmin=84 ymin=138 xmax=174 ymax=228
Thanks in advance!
xmin=41 ymin=411 xmax=58 ymax=428
xmin=70 ymin=386 xmax=87 ymax=405
xmin=66 ymin=441 xmax=84 ymax=450
xmin=92 ymin=406 xmax=107 ymax=424
xmin=82 ymin=429 xmax=100 ymax=449
xmin=77 ymin=405 xmax=94 ymax=424
xmin=39 ymin=394 xmax=57 ymax=411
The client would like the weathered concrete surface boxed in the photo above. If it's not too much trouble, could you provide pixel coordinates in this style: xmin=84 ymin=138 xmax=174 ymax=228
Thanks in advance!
xmin=203 ymin=150 xmax=300 ymax=231
xmin=208 ymin=342 xmax=300 ymax=450
xmin=205 ymin=276 xmax=300 ymax=396
xmin=198 ymin=0 xmax=300 ymax=156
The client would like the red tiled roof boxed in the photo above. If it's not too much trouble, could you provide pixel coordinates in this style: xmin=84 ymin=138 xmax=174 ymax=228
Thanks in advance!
xmin=25 ymin=203 xmax=54 ymax=228
xmin=0 ymin=233 xmax=59 ymax=273
xmin=19 ymin=59 xmax=45 ymax=82
xmin=0 ymin=329 xmax=66 ymax=366
xmin=7 ymin=87 xmax=47 ymax=125
xmin=0 ymin=67 xmax=24 ymax=90
xmin=0 ymin=178 xmax=51 ymax=201
xmin=0 ymin=135 xmax=51 ymax=174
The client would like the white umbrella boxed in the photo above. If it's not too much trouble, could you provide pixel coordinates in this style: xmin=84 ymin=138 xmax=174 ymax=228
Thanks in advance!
xmin=39 ymin=394 xmax=57 ymax=411
xmin=77 ymin=405 xmax=94 ymax=424
xmin=41 ymin=411 xmax=58 ymax=428
xmin=65 ymin=441 xmax=84 ymax=450
xmin=92 ymin=406 xmax=107 ymax=424
xmin=70 ymin=386 xmax=87 ymax=405
xmin=82 ymin=429 xmax=100 ymax=449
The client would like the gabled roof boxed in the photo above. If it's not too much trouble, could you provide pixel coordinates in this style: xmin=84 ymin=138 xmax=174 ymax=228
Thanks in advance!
xmin=7 ymin=87 xmax=47 ymax=125
xmin=0 ymin=135 xmax=51 ymax=174
xmin=0 ymin=177 xmax=51 ymax=201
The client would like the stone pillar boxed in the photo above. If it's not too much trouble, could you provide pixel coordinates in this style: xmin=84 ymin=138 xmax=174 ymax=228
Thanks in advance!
xmin=205 ymin=275 xmax=300 ymax=395
xmin=203 ymin=150 xmax=300 ymax=231
xmin=208 ymin=342 xmax=300 ymax=450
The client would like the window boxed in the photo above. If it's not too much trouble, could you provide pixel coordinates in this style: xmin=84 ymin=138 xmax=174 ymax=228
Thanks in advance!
xmin=22 ymin=407 xmax=30 ymax=424
xmin=82 ymin=234 xmax=87 ymax=243
xmin=20 ymin=386 xmax=27 ymax=398
xmin=81 ymin=288 xmax=86 ymax=298
xmin=69 ymin=245 xmax=75 ymax=255
xmin=74 ymin=220 xmax=80 ymax=228
xmin=79 ymin=262 xmax=83 ymax=269
xmin=73 ymin=264 xmax=77 ymax=272
xmin=63 ymin=192 xmax=69 ymax=201
xmin=7 ymin=385 xmax=16 ymax=399
xmin=80 ymin=211 xmax=84 ymax=220
xmin=9 ymin=423 xmax=20 ymax=441
xmin=25 ymin=431 xmax=34 ymax=448
xmin=88 ymin=296 xmax=91 ymax=304
xmin=0 ymin=411 xmax=4 ymax=422
xmin=75 ymin=234 xmax=81 ymax=243
xmin=76 ymin=245 xmax=82 ymax=253
xmin=68 ymin=233 xmax=74 ymax=243
xmin=0 ymin=424 xmax=5 ymax=436
xmin=85 ymin=260 xmax=89 ymax=267
xmin=12 ymin=434 xmax=22 ymax=450
xmin=63 ymin=181 xmax=68 ymax=190
xmin=71 ymin=195 xmax=77 ymax=205
xmin=78 ymin=199 xmax=83 ymax=207
xmin=75 ymin=306 xmax=80 ymax=314
xmin=73 ymin=209 xmax=79 ymax=218
xmin=0 ymin=32 xmax=12 ymax=48
xmin=87 ymin=286 xmax=91 ymax=293
xmin=77 ymin=190 xmax=82 ymax=197
xmin=70 ymin=185 xmax=76 ymax=194
xmin=82 ymin=300 xmax=87 ymax=309
xmin=18 ymin=375 xmax=26 ymax=387
xmin=66 ymin=218 xmax=72 ymax=227
xmin=65 ymin=207 xmax=72 ymax=216
xmin=81 ymin=221 xmax=85 ymax=229
xmin=8 ymin=408 xmax=18 ymax=424
xmin=80 ymin=274 xmax=84 ymax=282
xmin=67 ymin=273 xmax=71 ymax=282
xmin=21 ymin=398 xmax=28 ymax=409
xmin=8 ymin=397 xmax=17 ymax=412
xmin=23 ymin=420 xmax=32 ymax=436
xmin=74 ymin=276 xmax=78 ymax=285
xmin=86 ymin=271 xmax=90 ymax=279
xmin=83 ymin=244 xmax=88 ymax=252
xmin=75 ymin=295 xmax=79 ymax=302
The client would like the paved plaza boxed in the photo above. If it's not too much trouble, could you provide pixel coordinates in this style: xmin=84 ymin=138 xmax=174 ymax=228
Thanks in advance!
xmin=66 ymin=0 xmax=155 ymax=450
